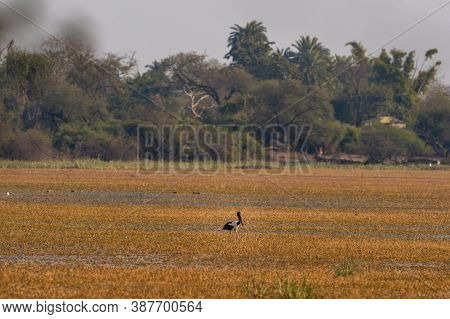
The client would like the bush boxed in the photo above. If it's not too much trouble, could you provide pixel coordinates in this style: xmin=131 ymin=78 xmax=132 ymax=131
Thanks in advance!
xmin=0 ymin=129 xmax=54 ymax=160
xmin=142 ymin=126 xmax=264 ymax=162
xmin=355 ymin=124 xmax=432 ymax=163
xmin=414 ymin=86 xmax=450 ymax=156
xmin=54 ymin=123 xmax=135 ymax=160
xmin=307 ymin=120 xmax=347 ymax=155
xmin=340 ymin=125 xmax=361 ymax=153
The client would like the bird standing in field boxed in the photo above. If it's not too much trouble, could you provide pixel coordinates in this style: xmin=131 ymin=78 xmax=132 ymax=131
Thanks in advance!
xmin=222 ymin=211 xmax=243 ymax=232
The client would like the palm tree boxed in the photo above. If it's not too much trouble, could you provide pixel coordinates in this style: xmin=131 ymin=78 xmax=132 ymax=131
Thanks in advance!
xmin=345 ymin=41 xmax=367 ymax=60
xmin=292 ymin=36 xmax=330 ymax=86
xmin=225 ymin=21 xmax=273 ymax=77
xmin=275 ymin=47 xmax=295 ymax=60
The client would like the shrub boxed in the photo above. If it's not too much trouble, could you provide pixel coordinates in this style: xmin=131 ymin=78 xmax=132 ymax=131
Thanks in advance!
xmin=414 ymin=86 xmax=450 ymax=156
xmin=356 ymin=124 xmax=432 ymax=162
xmin=142 ymin=126 xmax=264 ymax=162
xmin=340 ymin=125 xmax=361 ymax=153
xmin=307 ymin=120 xmax=347 ymax=155
xmin=0 ymin=129 xmax=54 ymax=160
xmin=54 ymin=122 xmax=135 ymax=160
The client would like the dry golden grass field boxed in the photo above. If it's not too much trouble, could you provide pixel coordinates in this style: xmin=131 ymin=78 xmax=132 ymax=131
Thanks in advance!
xmin=0 ymin=167 xmax=449 ymax=298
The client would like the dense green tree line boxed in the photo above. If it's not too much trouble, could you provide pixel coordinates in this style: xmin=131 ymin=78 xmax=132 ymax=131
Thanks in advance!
xmin=0 ymin=21 xmax=448 ymax=162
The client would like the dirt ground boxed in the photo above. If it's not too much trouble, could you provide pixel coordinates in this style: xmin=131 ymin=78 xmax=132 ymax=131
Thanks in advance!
xmin=0 ymin=168 xmax=448 ymax=298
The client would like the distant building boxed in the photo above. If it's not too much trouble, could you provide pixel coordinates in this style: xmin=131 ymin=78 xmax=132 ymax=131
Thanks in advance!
xmin=364 ymin=116 xmax=406 ymax=128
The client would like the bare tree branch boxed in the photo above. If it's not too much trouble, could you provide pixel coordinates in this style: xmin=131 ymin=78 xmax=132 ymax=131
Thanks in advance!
xmin=183 ymin=87 xmax=218 ymax=118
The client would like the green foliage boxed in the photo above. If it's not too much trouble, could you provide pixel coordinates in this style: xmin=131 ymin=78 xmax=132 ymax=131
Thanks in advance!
xmin=333 ymin=45 xmax=439 ymax=126
xmin=244 ymin=278 xmax=315 ymax=299
xmin=346 ymin=41 xmax=367 ymax=60
xmin=224 ymin=21 xmax=274 ymax=79
xmin=335 ymin=260 xmax=359 ymax=277
xmin=292 ymin=36 xmax=331 ymax=85
xmin=356 ymin=124 xmax=432 ymax=163
xmin=0 ymin=128 xmax=53 ymax=160
xmin=244 ymin=280 xmax=271 ymax=299
xmin=278 ymin=278 xmax=315 ymax=299
xmin=307 ymin=119 xmax=347 ymax=155
xmin=41 ymin=83 xmax=110 ymax=131
xmin=54 ymin=122 xmax=134 ymax=160
xmin=0 ymin=21 xmax=446 ymax=162
xmin=249 ymin=79 xmax=333 ymax=127
xmin=414 ymin=86 xmax=450 ymax=156
xmin=340 ymin=125 xmax=361 ymax=153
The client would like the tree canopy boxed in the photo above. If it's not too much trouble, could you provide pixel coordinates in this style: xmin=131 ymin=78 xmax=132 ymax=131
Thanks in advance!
xmin=0 ymin=21 xmax=448 ymax=163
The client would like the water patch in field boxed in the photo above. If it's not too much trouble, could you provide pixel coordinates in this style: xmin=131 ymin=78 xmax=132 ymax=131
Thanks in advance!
xmin=0 ymin=189 xmax=444 ymax=211
xmin=0 ymin=254 xmax=448 ymax=270
xmin=244 ymin=229 xmax=450 ymax=240
xmin=0 ymin=253 xmax=173 ymax=268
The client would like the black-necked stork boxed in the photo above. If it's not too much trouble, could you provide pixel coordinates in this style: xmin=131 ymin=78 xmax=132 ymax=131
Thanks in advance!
xmin=222 ymin=211 xmax=243 ymax=232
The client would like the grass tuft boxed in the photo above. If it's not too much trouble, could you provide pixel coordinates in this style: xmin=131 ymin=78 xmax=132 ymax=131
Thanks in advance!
xmin=244 ymin=280 xmax=271 ymax=299
xmin=335 ymin=260 xmax=359 ymax=277
xmin=278 ymin=278 xmax=315 ymax=299
xmin=244 ymin=278 xmax=315 ymax=299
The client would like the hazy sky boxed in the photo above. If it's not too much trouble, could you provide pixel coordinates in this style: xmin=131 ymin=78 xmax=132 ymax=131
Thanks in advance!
xmin=2 ymin=0 xmax=450 ymax=82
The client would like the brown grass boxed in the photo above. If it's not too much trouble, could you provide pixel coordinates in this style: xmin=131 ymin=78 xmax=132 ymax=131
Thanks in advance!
xmin=0 ymin=168 xmax=449 ymax=298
